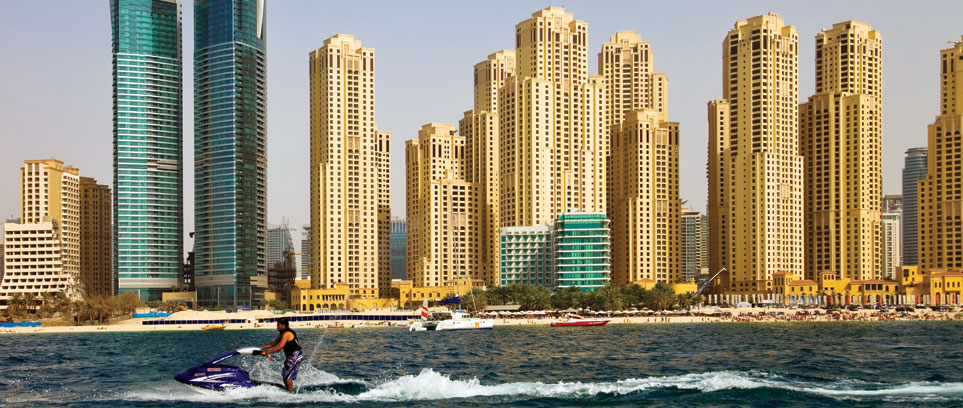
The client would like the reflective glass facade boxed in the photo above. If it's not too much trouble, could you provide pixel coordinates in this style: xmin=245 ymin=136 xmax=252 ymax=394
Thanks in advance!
xmin=553 ymin=213 xmax=610 ymax=291
xmin=111 ymin=0 xmax=184 ymax=301
xmin=194 ymin=0 xmax=267 ymax=308
xmin=901 ymin=147 xmax=926 ymax=266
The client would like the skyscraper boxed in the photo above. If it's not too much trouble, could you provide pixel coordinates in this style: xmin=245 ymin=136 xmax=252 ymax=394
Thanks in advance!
xmin=919 ymin=37 xmax=963 ymax=271
xmin=267 ymin=220 xmax=294 ymax=267
xmin=902 ymin=147 xmax=927 ymax=266
xmin=800 ymin=21 xmax=882 ymax=281
xmin=609 ymin=110 xmax=680 ymax=284
xmin=499 ymin=7 xmax=607 ymax=227
xmin=110 ymin=0 xmax=183 ymax=301
xmin=300 ymin=225 xmax=311 ymax=280
xmin=194 ymin=0 xmax=267 ymax=308
xmin=405 ymin=124 xmax=480 ymax=287
xmin=309 ymin=34 xmax=390 ymax=300
xmin=881 ymin=212 xmax=901 ymax=279
xmin=708 ymin=14 xmax=802 ymax=294
xmin=599 ymin=31 xmax=667 ymax=127
xmin=21 ymin=160 xmax=81 ymax=281
xmin=682 ymin=209 xmax=709 ymax=282
xmin=1 ymin=159 xmax=81 ymax=309
xmin=601 ymin=31 xmax=680 ymax=285
xmin=882 ymin=194 xmax=903 ymax=213
xmin=390 ymin=218 xmax=406 ymax=280
xmin=80 ymin=177 xmax=113 ymax=297
xmin=459 ymin=50 xmax=516 ymax=286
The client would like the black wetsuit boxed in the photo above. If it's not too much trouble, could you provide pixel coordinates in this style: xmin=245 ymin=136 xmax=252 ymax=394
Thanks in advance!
xmin=280 ymin=327 xmax=304 ymax=381
xmin=281 ymin=327 xmax=302 ymax=357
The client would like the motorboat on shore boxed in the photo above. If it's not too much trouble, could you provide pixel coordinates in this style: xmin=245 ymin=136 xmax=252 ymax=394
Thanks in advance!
xmin=551 ymin=315 xmax=609 ymax=327
xmin=409 ymin=310 xmax=494 ymax=331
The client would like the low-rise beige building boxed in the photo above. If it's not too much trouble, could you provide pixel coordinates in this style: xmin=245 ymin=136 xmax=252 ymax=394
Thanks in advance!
xmin=0 ymin=220 xmax=69 ymax=310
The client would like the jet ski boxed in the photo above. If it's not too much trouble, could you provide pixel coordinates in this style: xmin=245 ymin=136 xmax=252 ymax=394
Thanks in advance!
xmin=174 ymin=347 xmax=285 ymax=391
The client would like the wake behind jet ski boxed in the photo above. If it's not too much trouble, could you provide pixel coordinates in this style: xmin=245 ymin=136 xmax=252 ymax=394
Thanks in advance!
xmin=174 ymin=347 xmax=285 ymax=391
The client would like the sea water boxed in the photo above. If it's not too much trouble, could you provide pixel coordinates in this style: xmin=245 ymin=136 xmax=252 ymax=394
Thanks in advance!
xmin=1 ymin=322 xmax=962 ymax=407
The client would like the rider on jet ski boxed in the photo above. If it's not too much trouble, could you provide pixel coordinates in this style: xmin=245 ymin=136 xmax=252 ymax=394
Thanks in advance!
xmin=259 ymin=317 xmax=303 ymax=392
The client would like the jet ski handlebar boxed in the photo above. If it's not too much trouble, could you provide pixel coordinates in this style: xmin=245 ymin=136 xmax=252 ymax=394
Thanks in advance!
xmin=205 ymin=347 xmax=264 ymax=365
xmin=236 ymin=347 xmax=262 ymax=355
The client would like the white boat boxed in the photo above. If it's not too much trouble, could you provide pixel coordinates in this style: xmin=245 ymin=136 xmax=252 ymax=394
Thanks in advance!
xmin=409 ymin=300 xmax=493 ymax=331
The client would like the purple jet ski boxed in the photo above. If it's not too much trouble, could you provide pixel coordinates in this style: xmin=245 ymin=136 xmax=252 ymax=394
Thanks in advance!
xmin=174 ymin=347 xmax=285 ymax=391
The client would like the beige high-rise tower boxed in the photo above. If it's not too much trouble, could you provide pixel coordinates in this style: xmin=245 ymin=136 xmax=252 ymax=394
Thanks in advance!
xmin=919 ymin=37 xmax=963 ymax=271
xmin=80 ymin=177 xmax=113 ymax=297
xmin=600 ymin=31 xmax=679 ymax=284
xmin=708 ymin=14 xmax=803 ymax=294
xmin=599 ymin=31 xmax=668 ymax=127
xmin=309 ymin=34 xmax=390 ymax=299
xmin=21 ymin=159 xmax=81 ymax=280
xmin=459 ymin=50 xmax=516 ymax=286
xmin=406 ymin=124 xmax=480 ymax=287
xmin=609 ymin=110 xmax=680 ymax=283
xmin=499 ymin=7 xmax=607 ymax=228
xmin=800 ymin=21 xmax=882 ymax=281
xmin=2 ymin=159 xmax=81 ymax=309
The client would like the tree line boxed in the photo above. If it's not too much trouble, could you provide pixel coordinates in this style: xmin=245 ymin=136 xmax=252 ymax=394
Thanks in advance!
xmin=1 ymin=292 xmax=145 ymax=325
xmin=456 ymin=282 xmax=704 ymax=312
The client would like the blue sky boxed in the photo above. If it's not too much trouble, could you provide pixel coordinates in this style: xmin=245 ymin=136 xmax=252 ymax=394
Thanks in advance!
xmin=1 ymin=0 xmax=961 ymax=252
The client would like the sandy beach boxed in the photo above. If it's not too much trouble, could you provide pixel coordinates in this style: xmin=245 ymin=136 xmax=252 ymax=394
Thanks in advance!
xmin=2 ymin=306 xmax=961 ymax=335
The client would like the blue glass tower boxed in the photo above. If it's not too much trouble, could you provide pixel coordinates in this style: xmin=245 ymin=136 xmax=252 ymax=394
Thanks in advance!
xmin=194 ymin=0 xmax=267 ymax=308
xmin=554 ymin=213 xmax=611 ymax=292
xmin=901 ymin=147 xmax=927 ymax=266
xmin=111 ymin=0 xmax=184 ymax=301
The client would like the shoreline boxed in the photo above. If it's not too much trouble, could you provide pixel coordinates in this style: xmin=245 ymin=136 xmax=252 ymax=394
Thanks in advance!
xmin=2 ymin=307 xmax=961 ymax=334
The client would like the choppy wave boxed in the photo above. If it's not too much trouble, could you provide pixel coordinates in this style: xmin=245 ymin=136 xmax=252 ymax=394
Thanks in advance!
xmin=117 ymin=369 xmax=963 ymax=405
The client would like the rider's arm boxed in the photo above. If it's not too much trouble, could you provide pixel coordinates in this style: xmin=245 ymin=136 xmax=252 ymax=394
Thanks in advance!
xmin=262 ymin=332 xmax=293 ymax=355
xmin=261 ymin=334 xmax=281 ymax=350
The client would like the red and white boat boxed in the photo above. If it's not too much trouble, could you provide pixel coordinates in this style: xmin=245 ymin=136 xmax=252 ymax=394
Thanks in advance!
xmin=551 ymin=315 xmax=609 ymax=327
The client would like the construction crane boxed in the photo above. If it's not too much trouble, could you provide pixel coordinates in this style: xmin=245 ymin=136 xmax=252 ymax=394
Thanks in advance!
xmin=690 ymin=268 xmax=726 ymax=301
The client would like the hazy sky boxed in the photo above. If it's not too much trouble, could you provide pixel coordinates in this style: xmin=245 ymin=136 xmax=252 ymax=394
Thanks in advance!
xmin=2 ymin=0 xmax=961 ymax=254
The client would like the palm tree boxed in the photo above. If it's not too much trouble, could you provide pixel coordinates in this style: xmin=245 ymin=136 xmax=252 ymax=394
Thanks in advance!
xmin=675 ymin=293 xmax=692 ymax=310
xmin=7 ymin=293 xmax=26 ymax=319
xmin=486 ymin=286 xmax=508 ymax=305
xmin=38 ymin=293 xmax=54 ymax=318
xmin=53 ymin=292 xmax=71 ymax=317
xmin=461 ymin=288 xmax=488 ymax=312
xmin=72 ymin=299 xmax=92 ymax=324
xmin=522 ymin=286 xmax=551 ymax=310
xmin=22 ymin=292 xmax=38 ymax=314
xmin=116 ymin=292 xmax=143 ymax=315
xmin=550 ymin=286 xmax=584 ymax=310
xmin=624 ymin=284 xmax=647 ymax=308
xmin=597 ymin=283 xmax=628 ymax=310
xmin=644 ymin=283 xmax=677 ymax=311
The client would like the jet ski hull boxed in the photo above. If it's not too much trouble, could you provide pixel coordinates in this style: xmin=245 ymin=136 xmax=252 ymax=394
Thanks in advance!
xmin=174 ymin=347 xmax=284 ymax=392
